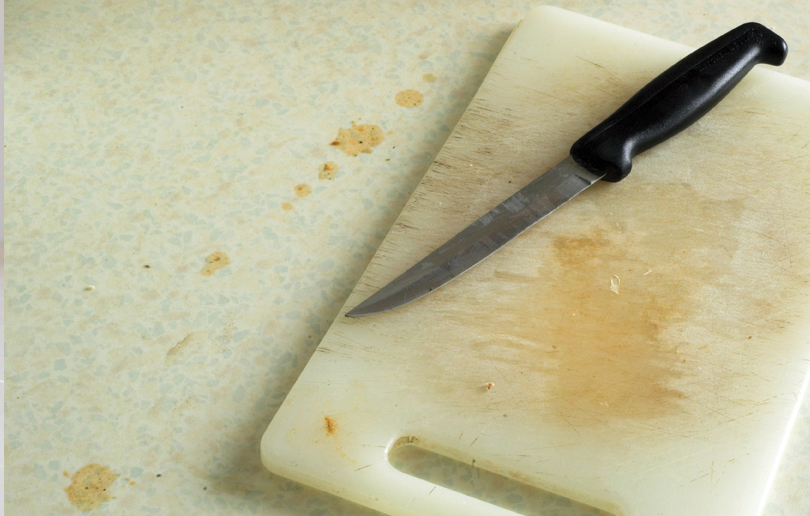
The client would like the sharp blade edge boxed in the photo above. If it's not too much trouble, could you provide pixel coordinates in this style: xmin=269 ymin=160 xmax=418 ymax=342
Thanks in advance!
xmin=345 ymin=156 xmax=602 ymax=317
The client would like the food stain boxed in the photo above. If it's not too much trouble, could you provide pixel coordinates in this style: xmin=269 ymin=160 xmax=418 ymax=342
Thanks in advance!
xmin=201 ymin=251 xmax=230 ymax=276
xmin=324 ymin=416 xmax=337 ymax=436
xmin=294 ymin=184 xmax=312 ymax=197
xmin=395 ymin=89 xmax=423 ymax=108
xmin=422 ymin=73 xmax=436 ymax=83
xmin=330 ymin=122 xmax=384 ymax=156
xmin=64 ymin=464 xmax=119 ymax=512
xmin=165 ymin=332 xmax=204 ymax=364
xmin=429 ymin=183 xmax=756 ymax=424
xmin=281 ymin=202 xmax=293 ymax=211
xmin=321 ymin=415 xmax=355 ymax=463
xmin=318 ymin=161 xmax=338 ymax=180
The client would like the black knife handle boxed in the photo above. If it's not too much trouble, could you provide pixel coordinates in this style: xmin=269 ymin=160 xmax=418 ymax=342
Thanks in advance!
xmin=570 ymin=22 xmax=787 ymax=182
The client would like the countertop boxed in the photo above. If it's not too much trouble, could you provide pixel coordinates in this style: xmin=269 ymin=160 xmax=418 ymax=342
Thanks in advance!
xmin=4 ymin=1 xmax=808 ymax=515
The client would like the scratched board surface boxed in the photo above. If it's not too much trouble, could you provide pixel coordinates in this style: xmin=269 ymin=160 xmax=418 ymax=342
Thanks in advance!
xmin=262 ymin=7 xmax=810 ymax=516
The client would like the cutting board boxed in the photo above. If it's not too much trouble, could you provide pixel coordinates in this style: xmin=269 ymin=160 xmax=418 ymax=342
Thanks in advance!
xmin=262 ymin=7 xmax=810 ymax=516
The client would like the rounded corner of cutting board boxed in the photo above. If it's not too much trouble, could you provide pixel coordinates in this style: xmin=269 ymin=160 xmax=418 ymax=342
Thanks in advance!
xmin=259 ymin=422 xmax=287 ymax=473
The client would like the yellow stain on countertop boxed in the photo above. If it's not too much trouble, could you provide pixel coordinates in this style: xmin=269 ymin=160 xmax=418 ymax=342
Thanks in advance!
xmin=318 ymin=161 xmax=338 ymax=180
xmin=201 ymin=251 xmax=230 ymax=276
xmin=295 ymin=184 xmax=312 ymax=197
xmin=64 ymin=464 xmax=119 ymax=512
xmin=395 ymin=89 xmax=423 ymax=107
xmin=330 ymin=122 xmax=384 ymax=156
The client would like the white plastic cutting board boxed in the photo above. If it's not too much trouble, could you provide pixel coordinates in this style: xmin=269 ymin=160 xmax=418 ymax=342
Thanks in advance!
xmin=262 ymin=7 xmax=810 ymax=516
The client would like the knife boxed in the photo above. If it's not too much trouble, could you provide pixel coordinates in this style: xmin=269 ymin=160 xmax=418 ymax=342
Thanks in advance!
xmin=346 ymin=22 xmax=787 ymax=318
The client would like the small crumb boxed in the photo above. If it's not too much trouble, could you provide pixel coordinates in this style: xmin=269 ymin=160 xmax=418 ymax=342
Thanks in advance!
xmin=485 ymin=382 xmax=495 ymax=390
xmin=643 ymin=269 xmax=651 ymax=276
xmin=143 ymin=265 xmax=150 ymax=268
xmin=156 ymin=474 xmax=161 ymax=478
xmin=84 ymin=285 xmax=95 ymax=291
xmin=294 ymin=184 xmax=312 ymax=197
xmin=318 ymin=162 xmax=338 ymax=180
xmin=395 ymin=89 xmax=423 ymax=108
xmin=281 ymin=202 xmax=293 ymax=211
xmin=610 ymin=275 xmax=620 ymax=295
xmin=422 ymin=73 xmax=436 ymax=83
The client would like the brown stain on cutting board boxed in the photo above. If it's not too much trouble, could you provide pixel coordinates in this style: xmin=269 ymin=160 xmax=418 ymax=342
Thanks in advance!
xmin=395 ymin=89 xmax=423 ymax=108
xmin=330 ymin=122 xmax=384 ymax=156
xmin=425 ymin=182 xmax=793 ymax=424
xmin=201 ymin=251 xmax=230 ymax=276
xmin=324 ymin=416 xmax=337 ymax=436
xmin=320 ymin=415 xmax=357 ymax=464
xmin=423 ymin=73 xmax=437 ymax=83
xmin=64 ymin=464 xmax=119 ymax=511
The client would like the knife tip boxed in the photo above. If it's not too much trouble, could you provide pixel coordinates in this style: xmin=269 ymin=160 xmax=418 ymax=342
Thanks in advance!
xmin=344 ymin=307 xmax=365 ymax=318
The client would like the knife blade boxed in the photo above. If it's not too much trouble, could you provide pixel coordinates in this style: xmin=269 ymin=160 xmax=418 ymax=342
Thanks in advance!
xmin=346 ymin=22 xmax=787 ymax=318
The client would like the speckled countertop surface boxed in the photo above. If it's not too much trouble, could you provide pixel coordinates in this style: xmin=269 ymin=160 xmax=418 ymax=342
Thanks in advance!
xmin=5 ymin=1 xmax=809 ymax=515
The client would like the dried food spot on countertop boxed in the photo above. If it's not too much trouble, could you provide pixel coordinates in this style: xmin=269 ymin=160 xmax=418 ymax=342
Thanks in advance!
xmin=318 ymin=161 xmax=338 ymax=180
xmin=395 ymin=89 xmax=423 ymax=108
xmin=324 ymin=416 xmax=337 ymax=436
xmin=330 ymin=122 xmax=385 ymax=156
xmin=64 ymin=464 xmax=119 ymax=512
xmin=281 ymin=202 xmax=293 ymax=211
xmin=165 ymin=332 xmax=204 ymax=364
xmin=201 ymin=251 xmax=230 ymax=276
xmin=422 ymin=73 xmax=436 ymax=83
xmin=295 ymin=184 xmax=312 ymax=197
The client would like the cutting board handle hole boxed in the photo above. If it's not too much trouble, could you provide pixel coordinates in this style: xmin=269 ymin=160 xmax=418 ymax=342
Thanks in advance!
xmin=388 ymin=437 xmax=616 ymax=515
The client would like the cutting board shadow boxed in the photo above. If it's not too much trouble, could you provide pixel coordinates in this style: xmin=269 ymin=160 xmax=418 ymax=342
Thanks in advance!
xmin=262 ymin=6 xmax=810 ymax=516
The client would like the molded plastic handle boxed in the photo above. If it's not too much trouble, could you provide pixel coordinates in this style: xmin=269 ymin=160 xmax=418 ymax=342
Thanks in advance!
xmin=570 ymin=23 xmax=788 ymax=182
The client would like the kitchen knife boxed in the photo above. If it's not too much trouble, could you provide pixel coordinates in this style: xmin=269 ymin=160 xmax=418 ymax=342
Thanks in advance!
xmin=346 ymin=22 xmax=787 ymax=318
